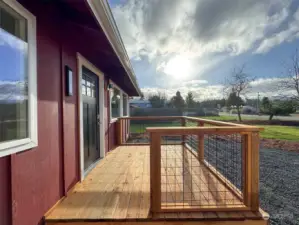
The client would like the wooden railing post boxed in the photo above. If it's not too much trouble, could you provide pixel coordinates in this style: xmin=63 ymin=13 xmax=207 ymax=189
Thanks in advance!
xmin=181 ymin=117 xmax=186 ymax=145
xmin=150 ymin=132 xmax=161 ymax=213
xmin=242 ymin=133 xmax=251 ymax=207
xmin=197 ymin=121 xmax=204 ymax=161
xmin=127 ymin=118 xmax=131 ymax=141
xmin=243 ymin=132 xmax=260 ymax=211
xmin=116 ymin=118 xmax=122 ymax=145
xmin=251 ymin=131 xmax=260 ymax=211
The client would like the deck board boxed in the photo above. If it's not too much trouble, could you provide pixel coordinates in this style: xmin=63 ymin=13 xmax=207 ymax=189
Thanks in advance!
xmin=46 ymin=145 xmax=266 ymax=222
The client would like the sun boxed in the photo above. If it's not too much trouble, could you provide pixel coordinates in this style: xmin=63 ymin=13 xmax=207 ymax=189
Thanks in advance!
xmin=164 ymin=55 xmax=191 ymax=79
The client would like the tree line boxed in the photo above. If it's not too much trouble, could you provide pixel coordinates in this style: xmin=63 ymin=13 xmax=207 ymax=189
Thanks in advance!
xmin=146 ymin=89 xmax=297 ymax=121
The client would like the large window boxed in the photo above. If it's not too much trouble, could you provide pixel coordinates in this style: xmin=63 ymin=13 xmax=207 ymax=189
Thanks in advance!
xmin=109 ymin=82 xmax=129 ymax=120
xmin=0 ymin=0 xmax=37 ymax=156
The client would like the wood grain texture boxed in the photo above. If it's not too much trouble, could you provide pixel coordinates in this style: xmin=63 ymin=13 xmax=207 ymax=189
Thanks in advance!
xmin=146 ymin=127 xmax=263 ymax=134
xmin=150 ymin=133 xmax=161 ymax=212
xmin=243 ymin=134 xmax=251 ymax=207
xmin=47 ymin=220 xmax=268 ymax=225
xmin=181 ymin=118 xmax=186 ymax=145
xmin=119 ymin=116 xmax=183 ymax=120
xmin=119 ymin=116 xmax=262 ymax=129
xmin=197 ymin=121 xmax=205 ymax=161
xmin=45 ymin=145 xmax=266 ymax=223
xmin=116 ymin=119 xmax=123 ymax=145
xmin=250 ymin=132 xmax=260 ymax=211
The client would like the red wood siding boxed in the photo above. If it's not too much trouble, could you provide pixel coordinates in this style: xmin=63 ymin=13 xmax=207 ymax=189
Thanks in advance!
xmin=0 ymin=156 xmax=10 ymax=225
xmin=0 ymin=2 xmax=80 ymax=225
xmin=11 ymin=3 xmax=64 ymax=225
xmin=109 ymin=122 xmax=117 ymax=151
xmin=0 ymin=1 xmax=127 ymax=225
xmin=61 ymin=47 xmax=80 ymax=192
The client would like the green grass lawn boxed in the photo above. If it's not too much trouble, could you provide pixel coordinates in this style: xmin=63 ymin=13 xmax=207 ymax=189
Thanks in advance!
xmin=260 ymin=125 xmax=299 ymax=141
xmin=130 ymin=121 xmax=181 ymax=133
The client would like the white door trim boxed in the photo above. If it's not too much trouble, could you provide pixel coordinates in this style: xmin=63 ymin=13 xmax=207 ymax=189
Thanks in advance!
xmin=77 ymin=53 xmax=105 ymax=181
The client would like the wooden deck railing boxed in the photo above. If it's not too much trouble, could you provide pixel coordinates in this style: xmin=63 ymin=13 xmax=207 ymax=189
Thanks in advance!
xmin=116 ymin=116 xmax=263 ymax=213
xmin=116 ymin=116 xmax=184 ymax=145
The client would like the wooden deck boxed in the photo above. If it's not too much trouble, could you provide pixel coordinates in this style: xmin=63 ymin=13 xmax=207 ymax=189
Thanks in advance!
xmin=45 ymin=145 xmax=268 ymax=225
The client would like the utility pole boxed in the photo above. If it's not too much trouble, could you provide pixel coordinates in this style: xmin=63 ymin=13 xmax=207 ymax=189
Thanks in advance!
xmin=257 ymin=92 xmax=260 ymax=114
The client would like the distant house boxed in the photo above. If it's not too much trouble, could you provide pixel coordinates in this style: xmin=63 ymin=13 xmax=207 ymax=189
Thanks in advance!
xmin=130 ymin=99 xmax=152 ymax=108
xmin=242 ymin=105 xmax=258 ymax=114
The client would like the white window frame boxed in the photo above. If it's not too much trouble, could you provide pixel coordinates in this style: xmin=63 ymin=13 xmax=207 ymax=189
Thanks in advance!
xmin=109 ymin=81 xmax=128 ymax=123
xmin=0 ymin=0 xmax=37 ymax=157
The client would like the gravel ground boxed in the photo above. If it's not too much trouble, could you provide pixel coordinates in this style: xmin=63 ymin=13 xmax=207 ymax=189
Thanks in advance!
xmin=260 ymin=148 xmax=299 ymax=225
xmin=190 ymin=140 xmax=299 ymax=225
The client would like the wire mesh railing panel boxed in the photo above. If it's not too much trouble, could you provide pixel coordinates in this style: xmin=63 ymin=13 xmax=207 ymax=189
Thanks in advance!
xmin=185 ymin=120 xmax=199 ymax=154
xmin=125 ymin=118 xmax=182 ymax=144
xmin=204 ymin=133 xmax=243 ymax=194
xmin=161 ymin=135 xmax=244 ymax=209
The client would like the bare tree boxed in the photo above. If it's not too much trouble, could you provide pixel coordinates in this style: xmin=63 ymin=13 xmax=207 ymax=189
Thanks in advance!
xmin=280 ymin=49 xmax=299 ymax=102
xmin=224 ymin=64 xmax=255 ymax=121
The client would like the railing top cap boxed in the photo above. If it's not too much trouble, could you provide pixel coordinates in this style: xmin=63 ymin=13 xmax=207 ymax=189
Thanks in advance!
xmin=119 ymin=116 xmax=251 ymax=127
xmin=146 ymin=126 xmax=263 ymax=133
xmin=119 ymin=116 xmax=263 ymax=129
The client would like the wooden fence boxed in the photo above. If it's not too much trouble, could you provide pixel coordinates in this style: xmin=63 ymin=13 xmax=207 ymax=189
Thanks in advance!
xmin=116 ymin=116 xmax=262 ymax=213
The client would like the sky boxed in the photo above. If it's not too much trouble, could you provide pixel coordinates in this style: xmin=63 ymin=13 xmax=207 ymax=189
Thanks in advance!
xmin=109 ymin=0 xmax=299 ymax=101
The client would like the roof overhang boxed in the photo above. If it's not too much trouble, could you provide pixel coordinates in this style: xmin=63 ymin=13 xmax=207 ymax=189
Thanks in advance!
xmin=85 ymin=0 xmax=141 ymax=96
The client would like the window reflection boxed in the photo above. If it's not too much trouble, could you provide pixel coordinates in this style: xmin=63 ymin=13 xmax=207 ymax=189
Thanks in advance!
xmin=111 ymin=87 xmax=120 ymax=118
xmin=0 ymin=21 xmax=28 ymax=143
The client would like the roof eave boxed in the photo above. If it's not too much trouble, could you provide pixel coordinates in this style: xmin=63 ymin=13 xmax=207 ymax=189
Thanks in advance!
xmin=86 ymin=0 xmax=142 ymax=96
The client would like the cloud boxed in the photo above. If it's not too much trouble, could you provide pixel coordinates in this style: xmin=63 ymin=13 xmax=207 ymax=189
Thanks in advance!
xmin=0 ymin=28 xmax=27 ymax=52
xmin=255 ymin=8 xmax=299 ymax=54
xmin=0 ymin=81 xmax=27 ymax=101
xmin=111 ymin=0 xmax=299 ymax=91
xmin=182 ymin=80 xmax=208 ymax=86
xmin=112 ymin=0 xmax=292 ymax=59
xmin=192 ymin=0 xmax=291 ymax=54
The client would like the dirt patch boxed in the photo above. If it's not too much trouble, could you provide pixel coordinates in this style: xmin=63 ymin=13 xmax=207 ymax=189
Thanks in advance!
xmin=261 ymin=139 xmax=299 ymax=152
xmin=230 ymin=119 xmax=299 ymax=152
